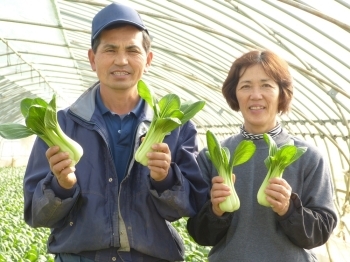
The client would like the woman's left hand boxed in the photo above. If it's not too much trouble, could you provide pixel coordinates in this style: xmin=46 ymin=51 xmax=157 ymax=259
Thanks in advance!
xmin=264 ymin=177 xmax=292 ymax=216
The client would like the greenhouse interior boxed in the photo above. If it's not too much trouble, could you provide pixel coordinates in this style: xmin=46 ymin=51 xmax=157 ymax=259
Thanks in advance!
xmin=0 ymin=0 xmax=349 ymax=261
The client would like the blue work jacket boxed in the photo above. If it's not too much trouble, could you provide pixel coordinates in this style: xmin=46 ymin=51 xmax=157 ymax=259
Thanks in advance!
xmin=23 ymin=82 xmax=208 ymax=261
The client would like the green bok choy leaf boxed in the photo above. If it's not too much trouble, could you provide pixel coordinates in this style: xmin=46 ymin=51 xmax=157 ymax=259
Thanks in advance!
xmin=205 ymin=130 xmax=256 ymax=212
xmin=0 ymin=94 xmax=83 ymax=166
xmin=257 ymin=133 xmax=307 ymax=207
xmin=135 ymin=80 xmax=205 ymax=166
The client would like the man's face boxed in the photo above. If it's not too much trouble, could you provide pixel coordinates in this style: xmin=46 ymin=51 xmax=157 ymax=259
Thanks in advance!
xmin=88 ymin=25 xmax=152 ymax=93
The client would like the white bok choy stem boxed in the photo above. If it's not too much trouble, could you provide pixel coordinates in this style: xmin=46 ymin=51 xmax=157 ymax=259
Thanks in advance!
xmin=257 ymin=133 xmax=307 ymax=207
xmin=135 ymin=80 xmax=205 ymax=166
xmin=0 ymin=94 xmax=83 ymax=166
xmin=205 ymin=130 xmax=256 ymax=212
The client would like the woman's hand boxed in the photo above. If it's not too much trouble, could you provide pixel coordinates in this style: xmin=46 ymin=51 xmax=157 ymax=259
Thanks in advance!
xmin=46 ymin=146 xmax=77 ymax=189
xmin=210 ymin=175 xmax=235 ymax=217
xmin=264 ymin=177 xmax=292 ymax=216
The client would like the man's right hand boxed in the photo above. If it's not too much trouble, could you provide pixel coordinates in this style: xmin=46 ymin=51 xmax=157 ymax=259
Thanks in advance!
xmin=46 ymin=146 xmax=77 ymax=189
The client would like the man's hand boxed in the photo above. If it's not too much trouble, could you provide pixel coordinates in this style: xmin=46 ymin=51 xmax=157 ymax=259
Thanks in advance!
xmin=46 ymin=146 xmax=77 ymax=189
xmin=146 ymin=143 xmax=171 ymax=181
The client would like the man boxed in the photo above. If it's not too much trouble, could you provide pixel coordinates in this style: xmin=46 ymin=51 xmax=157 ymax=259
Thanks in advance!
xmin=23 ymin=3 xmax=208 ymax=262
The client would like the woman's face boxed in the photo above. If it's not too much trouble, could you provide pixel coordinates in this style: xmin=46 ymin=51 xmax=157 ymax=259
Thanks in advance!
xmin=236 ymin=64 xmax=280 ymax=134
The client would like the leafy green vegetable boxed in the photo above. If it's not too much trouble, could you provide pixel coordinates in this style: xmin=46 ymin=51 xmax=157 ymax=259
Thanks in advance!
xmin=0 ymin=167 xmax=54 ymax=261
xmin=257 ymin=133 xmax=307 ymax=207
xmin=205 ymin=130 xmax=256 ymax=212
xmin=0 ymin=94 xmax=83 ymax=166
xmin=135 ymin=80 xmax=205 ymax=166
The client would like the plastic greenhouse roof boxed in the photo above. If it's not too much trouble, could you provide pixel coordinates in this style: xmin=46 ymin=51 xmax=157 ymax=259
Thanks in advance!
xmin=0 ymin=0 xmax=350 ymax=255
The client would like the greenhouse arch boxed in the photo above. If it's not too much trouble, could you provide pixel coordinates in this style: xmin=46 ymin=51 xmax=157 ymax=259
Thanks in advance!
xmin=0 ymin=0 xmax=349 ymax=260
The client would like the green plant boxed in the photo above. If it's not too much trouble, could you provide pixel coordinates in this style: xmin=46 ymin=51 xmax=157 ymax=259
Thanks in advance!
xmin=135 ymin=80 xmax=205 ymax=166
xmin=205 ymin=130 xmax=256 ymax=212
xmin=257 ymin=133 xmax=307 ymax=207
xmin=0 ymin=167 xmax=54 ymax=262
xmin=172 ymin=217 xmax=211 ymax=261
xmin=0 ymin=95 xmax=83 ymax=166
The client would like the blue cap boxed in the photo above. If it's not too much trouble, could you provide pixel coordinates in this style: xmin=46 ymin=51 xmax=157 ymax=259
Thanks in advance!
xmin=91 ymin=3 xmax=148 ymax=46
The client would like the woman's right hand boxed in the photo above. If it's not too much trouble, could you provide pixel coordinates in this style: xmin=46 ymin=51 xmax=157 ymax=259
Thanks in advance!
xmin=211 ymin=175 xmax=234 ymax=217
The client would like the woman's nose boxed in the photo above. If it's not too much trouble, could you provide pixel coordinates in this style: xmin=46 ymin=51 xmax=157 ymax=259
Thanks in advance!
xmin=250 ymin=87 xmax=262 ymax=99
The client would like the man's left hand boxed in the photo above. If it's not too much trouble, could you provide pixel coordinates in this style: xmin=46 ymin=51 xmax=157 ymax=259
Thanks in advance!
xmin=146 ymin=143 xmax=171 ymax=181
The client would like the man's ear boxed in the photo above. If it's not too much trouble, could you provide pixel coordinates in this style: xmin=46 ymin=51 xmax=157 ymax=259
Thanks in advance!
xmin=144 ymin=51 xmax=153 ymax=73
xmin=88 ymin=49 xmax=96 ymax=71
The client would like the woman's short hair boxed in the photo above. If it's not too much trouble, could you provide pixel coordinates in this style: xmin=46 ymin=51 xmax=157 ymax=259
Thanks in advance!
xmin=222 ymin=50 xmax=293 ymax=114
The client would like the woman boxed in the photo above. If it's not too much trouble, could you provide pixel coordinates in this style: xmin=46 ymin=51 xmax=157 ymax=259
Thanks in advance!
xmin=186 ymin=50 xmax=337 ymax=261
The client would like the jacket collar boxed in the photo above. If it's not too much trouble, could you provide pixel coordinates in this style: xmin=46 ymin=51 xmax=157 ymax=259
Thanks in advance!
xmin=69 ymin=81 xmax=154 ymax=123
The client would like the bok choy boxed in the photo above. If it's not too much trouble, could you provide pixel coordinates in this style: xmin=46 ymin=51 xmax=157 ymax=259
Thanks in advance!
xmin=205 ymin=130 xmax=256 ymax=212
xmin=257 ymin=133 xmax=307 ymax=207
xmin=135 ymin=80 xmax=205 ymax=166
xmin=0 ymin=94 xmax=83 ymax=166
